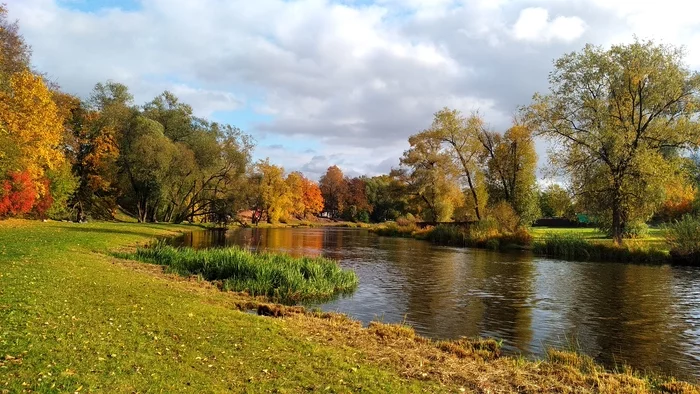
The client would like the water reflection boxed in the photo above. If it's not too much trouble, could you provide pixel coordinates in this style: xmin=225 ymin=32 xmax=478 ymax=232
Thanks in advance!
xmin=172 ymin=227 xmax=700 ymax=382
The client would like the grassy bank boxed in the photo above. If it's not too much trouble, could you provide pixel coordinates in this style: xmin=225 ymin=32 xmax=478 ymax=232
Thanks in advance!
xmin=371 ymin=222 xmax=532 ymax=251
xmin=1 ymin=220 xmax=697 ymax=392
xmin=532 ymin=233 xmax=670 ymax=264
xmin=371 ymin=222 xmax=678 ymax=264
xmin=121 ymin=243 xmax=358 ymax=303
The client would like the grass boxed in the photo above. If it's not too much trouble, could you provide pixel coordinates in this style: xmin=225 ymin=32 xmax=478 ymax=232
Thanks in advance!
xmin=120 ymin=243 xmax=358 ymax=304
xmin=0 ymin=219 xmax=697 ymax=393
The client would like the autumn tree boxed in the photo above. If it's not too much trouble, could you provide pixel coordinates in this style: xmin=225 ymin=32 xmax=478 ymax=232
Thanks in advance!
xmin=481 ymin=123 xmax=539 ymax=223
xmin=285 ymin=172 xmax=324 ymax=219
xmin=0 ymin=70 xmax=69 ymax=218
xmin=285 ymin=171 xmax=306 ymax=218
xmin=527 ymin=40 xmax=700 ymax=243
xmin=255 ymin=160 xmax=290 ymax=223
xmin=409 ymin=108 xmax=488 ymax=220
xmin=343 ymin=177 xmax=371 ymax=222
xmin=319 ymin=165 xmax=348 ymax=218
xmin=400 ymin=134 xmax=464 ymax=222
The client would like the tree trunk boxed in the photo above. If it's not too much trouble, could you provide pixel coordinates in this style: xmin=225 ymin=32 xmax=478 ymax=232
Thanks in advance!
xmin=611 ymin=186 xmax=623 ymax=245
xmin=464 ymin=170 xmax=482 ymax=221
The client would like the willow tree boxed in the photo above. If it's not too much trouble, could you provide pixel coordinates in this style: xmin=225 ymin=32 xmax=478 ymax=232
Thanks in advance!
xmin=527 ymin=40 xmax=700 ymax=244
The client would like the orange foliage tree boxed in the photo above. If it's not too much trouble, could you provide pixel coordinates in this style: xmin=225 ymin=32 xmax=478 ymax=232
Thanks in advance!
xmin=302 ymin=177 xmax=324 ymax=217
xmin=657 ymin=178 xmax=696 ymax=221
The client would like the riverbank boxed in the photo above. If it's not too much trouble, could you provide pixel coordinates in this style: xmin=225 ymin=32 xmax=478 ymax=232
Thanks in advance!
xmin=0 ymin=220 xmax=697 ymax=392
xmin=370 ymin=222 xmax=679 ymax=264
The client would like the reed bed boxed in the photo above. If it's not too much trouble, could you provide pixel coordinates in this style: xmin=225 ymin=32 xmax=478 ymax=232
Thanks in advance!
xmin=120 ymin=243 xmax=358 ymax=304
xmin=532 ymin=233 xmax=670 ymax=264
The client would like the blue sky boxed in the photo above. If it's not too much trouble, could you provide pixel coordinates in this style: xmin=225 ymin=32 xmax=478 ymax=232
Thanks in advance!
xmin=9 ymin=0 xmax=700 ymax=179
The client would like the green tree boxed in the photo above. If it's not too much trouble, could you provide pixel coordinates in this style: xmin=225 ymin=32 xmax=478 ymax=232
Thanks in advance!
xmin=539 ymin=184 xmax=573 ymax=218
xmin=527 ymin=40 xmax=700 ymax=243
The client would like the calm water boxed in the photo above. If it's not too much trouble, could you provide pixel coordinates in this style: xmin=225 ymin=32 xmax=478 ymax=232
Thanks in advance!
xmin=172 ymin=227 xmax=700 ymax=381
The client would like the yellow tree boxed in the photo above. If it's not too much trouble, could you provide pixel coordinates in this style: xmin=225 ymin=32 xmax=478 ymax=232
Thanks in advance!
xmin=285 ymin=171 xmax=306 ymax=219
xmin=257 ymin=160 xmax=290 ymax=223
xmin=0 ymin=71 xmax=65 ymax=192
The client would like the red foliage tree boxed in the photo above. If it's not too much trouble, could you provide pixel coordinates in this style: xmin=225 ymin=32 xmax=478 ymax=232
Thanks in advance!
xmin=0 ymin=171 xmax=37 ymax=216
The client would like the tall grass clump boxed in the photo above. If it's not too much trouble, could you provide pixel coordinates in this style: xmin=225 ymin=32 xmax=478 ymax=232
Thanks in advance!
xmin=665 ymin=214 xmax=700 ymax=265
xmin=427 ymin=222 xmax=532 ymax=250
xmin=533 ymin=233 xmax=669 ymax=264
xmin=120 ymin=243 xmax=359 ymax=304
xmin=371 ymin=221 xmax=419 ymax=238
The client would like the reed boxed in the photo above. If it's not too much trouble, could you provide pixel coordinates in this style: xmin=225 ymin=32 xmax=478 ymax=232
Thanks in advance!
xmin=120 ymin=243 xmax=358 ymax=304
xmin=532 ymin=233 xmax=669 ymax=264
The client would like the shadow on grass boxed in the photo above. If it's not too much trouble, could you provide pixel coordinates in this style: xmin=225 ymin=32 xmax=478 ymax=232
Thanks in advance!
xmin=52 ymin=224 xmax=195 ymax=240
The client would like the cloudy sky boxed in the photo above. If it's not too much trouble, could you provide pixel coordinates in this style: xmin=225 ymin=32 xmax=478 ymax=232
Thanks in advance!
xmin=6 ymin=0 xmax=700 ymax=180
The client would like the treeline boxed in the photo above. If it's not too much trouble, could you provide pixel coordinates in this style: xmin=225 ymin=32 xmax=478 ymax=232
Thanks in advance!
xmin=0 ymin=7 xmax=323 ymax=225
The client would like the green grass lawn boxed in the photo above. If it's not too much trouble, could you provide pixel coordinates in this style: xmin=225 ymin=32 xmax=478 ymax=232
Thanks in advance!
xmin=530 ymin=226 xmax=667 ymax=246
xmin=0 ymin=220 xmax=440 ymax=393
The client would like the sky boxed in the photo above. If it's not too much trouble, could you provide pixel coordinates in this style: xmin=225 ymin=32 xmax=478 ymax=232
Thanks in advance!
xmin=6 ymin=0 xmax=700 ymax=180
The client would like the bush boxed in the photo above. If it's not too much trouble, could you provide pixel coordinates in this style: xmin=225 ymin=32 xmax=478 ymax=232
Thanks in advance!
xmin=489 ymin=201 xmax=520 ymax=233
xmin=665 ymin=215 xmax=700 ymax=265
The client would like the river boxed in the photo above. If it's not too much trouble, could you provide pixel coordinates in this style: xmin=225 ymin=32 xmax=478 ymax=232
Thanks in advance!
xmin=171 ymin=227 xmax=700 ymax=382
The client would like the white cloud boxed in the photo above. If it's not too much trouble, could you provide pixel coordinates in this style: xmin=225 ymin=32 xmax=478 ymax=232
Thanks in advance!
xmin=5 ymin=0 xmax=700 ymax=178
xmin=512 ymin=7 xmax=586 ymax=43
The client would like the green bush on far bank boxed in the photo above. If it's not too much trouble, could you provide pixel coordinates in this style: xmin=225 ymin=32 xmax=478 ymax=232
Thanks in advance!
xmin=120 ymin=243 xmax=358 ymax=304
xmin=665 ymin=215 xmax=700 ymax=265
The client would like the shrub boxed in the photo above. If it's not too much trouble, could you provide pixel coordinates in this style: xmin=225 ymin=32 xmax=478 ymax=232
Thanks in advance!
xmin=665 ymin=215 xmax=700 ymax=265
xmin=489 ymin=201 xmax=520 ymax=233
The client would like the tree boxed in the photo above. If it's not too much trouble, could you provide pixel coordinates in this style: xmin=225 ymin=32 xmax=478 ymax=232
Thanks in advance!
xmin=365 ymin=174 xmax=408 ymax=222
xmin=481 ymin=123 xmax=539 ymax=223
xmin=343 ymin=177 xmax=371 ymax=222
xmin=0 ymin=5 xmax=31 ymax=84
xmin=539 ymin=184 xmax=573 ymax=218
xmin=0 ymin=71 xmax=65 ymax=203
xmin=301 ymin=177 xmax=324 ymax=217
xmin=255 ymin=160 xmax=290 ymax=224
xmin=656 ymin=175 xmax=696 ymax=222
xmin=400 ymin=135 xmax=463 ymax=222
xmin=527 ymin=40 xmax=700 ymax=244
xmin=319 ymin=165 xmax=348 ymax=218
xmin=119 ymin=116 xmax=176 ymax=222
xmin=418 ymin=108 xmax=488 ymax=220
xmin=285 ymin=171 xmax=306 ymax=219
